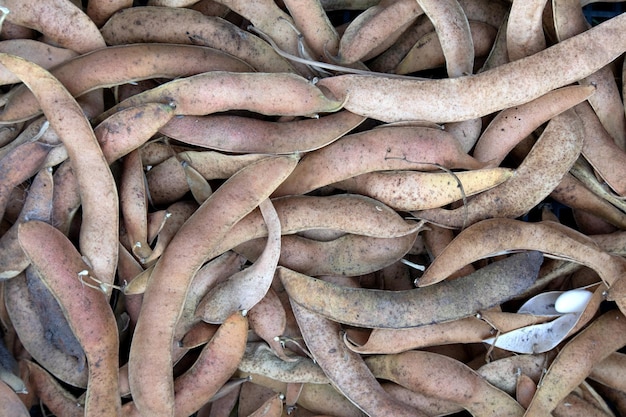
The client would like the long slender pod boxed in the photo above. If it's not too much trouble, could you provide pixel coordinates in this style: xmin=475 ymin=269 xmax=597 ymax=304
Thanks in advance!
xmin=317 ymin=13 xmax=626 ymax=123
xmin=0 ymin=53 xmax=119 ymax=294
xmin=128 ymin=155 xmax=297 ymax=416
xmin=290 ymin=301 xmax=428 ymax=416
xmin=525 ymin=310 xmax=626 ymax=416
xmin=280 ymin=251 xmax=543 ymax=328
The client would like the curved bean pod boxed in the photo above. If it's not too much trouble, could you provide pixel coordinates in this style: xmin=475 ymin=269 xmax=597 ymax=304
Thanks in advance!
xmin=0 ymin=53 xmax=119 ymax=293
xmin=317 ymin=13 xmax=626 ymax=123
xmin=280 ymin=251 xmax=543 ymax=328
xmin=128 ymin=155 xmax=298 ymax=416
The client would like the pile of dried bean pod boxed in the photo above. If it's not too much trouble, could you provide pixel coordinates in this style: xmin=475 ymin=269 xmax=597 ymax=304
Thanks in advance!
xmin=0 ymin=0 xmax=626 ymax=416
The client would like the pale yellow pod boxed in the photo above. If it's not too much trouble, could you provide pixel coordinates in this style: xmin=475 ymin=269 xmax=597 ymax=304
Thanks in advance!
xmin=273 ymin=125 xmax=486 ymax=197
xmin=416 ymin=109 xmax=584 ymax=228
xmin=333 ymin=167 xmax=512 ymax=211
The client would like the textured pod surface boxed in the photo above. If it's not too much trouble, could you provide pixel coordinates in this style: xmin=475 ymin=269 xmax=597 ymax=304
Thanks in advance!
xmin=280 ymin=251 xmax=543 ymax=328
xmin=1 ymin=3 xmax=625 ymax=416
